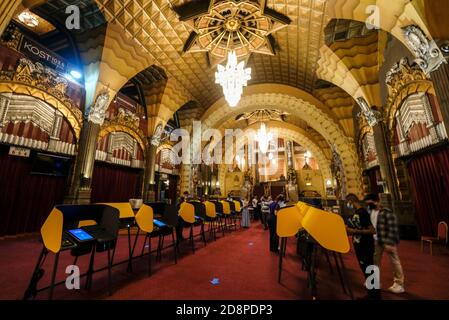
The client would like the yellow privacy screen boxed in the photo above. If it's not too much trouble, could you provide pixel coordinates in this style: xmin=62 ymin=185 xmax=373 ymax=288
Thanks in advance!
xmin=301 ymin=206 xmax=350 ymax=253
xmin=277 ymin=206 xmax=303 ymax=237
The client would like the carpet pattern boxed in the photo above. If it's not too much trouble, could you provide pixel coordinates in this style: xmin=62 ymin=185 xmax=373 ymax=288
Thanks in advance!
xmin=0 ymin=223 xmax=448 ymax=300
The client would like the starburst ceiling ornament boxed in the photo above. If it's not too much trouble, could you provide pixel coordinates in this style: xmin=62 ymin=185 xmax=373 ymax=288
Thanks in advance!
xmin=215 ymin=50 xmax=251 ymax=107
xmin=175 ymin=0 xmax=291 ymax=66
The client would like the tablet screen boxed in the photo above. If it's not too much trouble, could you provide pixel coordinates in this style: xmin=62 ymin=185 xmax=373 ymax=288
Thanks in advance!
xmin=68 ymin=228 xmax=94 ymax=241
xmin=153 ymin=219 xmax=166 ymax=228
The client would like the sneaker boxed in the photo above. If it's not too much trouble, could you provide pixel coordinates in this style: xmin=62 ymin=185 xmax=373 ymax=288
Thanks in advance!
xmin=388 ymin=284 xmax=405 ymax=294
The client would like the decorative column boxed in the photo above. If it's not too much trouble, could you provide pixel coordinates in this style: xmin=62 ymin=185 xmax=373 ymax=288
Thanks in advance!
xmin=143 ymin=123 xmax=163 ymax=202
xmin=143 ymin=140 xmax=158 ymax=202
xmin=65 ymin=91 xmax=110 ymax=204
xmin=357 ymin=98 xmax=400 ymax=202
xmin=286 ymin=140 xmax=298 ymax=202
xmin=402 ymin=25 xmax=449 ymax=133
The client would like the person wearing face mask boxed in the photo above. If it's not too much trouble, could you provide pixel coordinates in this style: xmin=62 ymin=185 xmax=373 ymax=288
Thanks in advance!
xmin=345 ymin=193 xmax=378 ymax=299
xmin=363 ymin=193 xmax=405 ymax=294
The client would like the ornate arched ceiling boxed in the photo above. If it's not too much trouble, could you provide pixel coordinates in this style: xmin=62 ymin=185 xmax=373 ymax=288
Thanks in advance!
xmin=325 ymin=0 xmax=431 ymax=49
xmin=221 ymin=120 xmax=333 ymax=182
xmin=200 ymin=83 xmax=362 ymax=194
xmin=327 ymin=30 xmax=387 ymax=107
xmin=313 ymin=85 xmax=355 ymax=137
xmin=221 ymin=107 xmax=333 ymax=160
xmin=91 ymin=0 xmax=430 ymax=112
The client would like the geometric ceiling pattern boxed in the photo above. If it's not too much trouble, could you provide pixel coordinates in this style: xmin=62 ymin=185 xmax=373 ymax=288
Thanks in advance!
xmin=177 ymin=0 xmax=290 ymax=66
xmin=95 ymin=0 xmax=328 ymax=109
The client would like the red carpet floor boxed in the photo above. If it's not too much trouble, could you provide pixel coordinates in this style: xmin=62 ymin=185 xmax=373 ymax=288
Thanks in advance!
xmin=0 ymin=222 xmax=448 ymax=300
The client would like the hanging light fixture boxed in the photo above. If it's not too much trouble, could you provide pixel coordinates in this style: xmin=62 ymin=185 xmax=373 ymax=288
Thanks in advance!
xmin=18 ymin=11 xmax=39 ymax=28
xmin=256 ymin=123 xmax=273 ymax=154
xmin=215 ymin=50 xmax=251 ymax=107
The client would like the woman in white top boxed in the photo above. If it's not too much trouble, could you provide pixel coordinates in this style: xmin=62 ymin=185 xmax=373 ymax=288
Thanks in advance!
xmin=241 ymin=198 xmax=250 ymax=228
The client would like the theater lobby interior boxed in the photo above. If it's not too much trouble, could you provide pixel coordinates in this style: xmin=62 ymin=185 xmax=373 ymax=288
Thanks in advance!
xmin=0 ymin=0 xmax=449 ymax=301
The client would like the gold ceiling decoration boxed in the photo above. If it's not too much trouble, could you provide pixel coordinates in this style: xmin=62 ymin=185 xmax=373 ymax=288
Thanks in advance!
xmin=13 ymin=8 xmax=56 ymax=35
xmin=235 ymin=108 xmax=288 ymax=124
xmin=177 ymin=0 xmax=291 ymax=65
xmin=95 ymin=0 xmax=328 ymax=107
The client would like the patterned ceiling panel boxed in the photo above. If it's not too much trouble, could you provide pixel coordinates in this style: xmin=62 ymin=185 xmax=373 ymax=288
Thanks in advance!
xmin=313 ymin=85 xmax=355 ymax=137
xmin=95 ymin=0 xmax=328 ymax=112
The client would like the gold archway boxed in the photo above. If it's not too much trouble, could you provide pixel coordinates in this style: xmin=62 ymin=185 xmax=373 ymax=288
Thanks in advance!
xmin=98 ymin=124 xmax=147 ymax=154
xmin=201 ymin=84 xmax=362 ymax=195
xmin=0 ymin=82 xmax=83 ymax=140
xmin=221 ymin=121 xmax=333 ymax=182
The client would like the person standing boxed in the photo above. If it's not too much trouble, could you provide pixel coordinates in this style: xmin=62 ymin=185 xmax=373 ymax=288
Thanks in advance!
xmin=176 ymin=196 xmax=186 ymax=241
xmin=345 ymin=193 xmax=378 ymax=299
xmin=364 ymin=193 xmax=405 ymax=294
xmin=251 ymin=195 xmax=259 ymax=221
xmin=260 ymin=196 xmax=271 ymax=230
xmin=241 ymin=198 xmax=250 ymax=228
xmin=267 ymin=195 xmax=286 ymax=253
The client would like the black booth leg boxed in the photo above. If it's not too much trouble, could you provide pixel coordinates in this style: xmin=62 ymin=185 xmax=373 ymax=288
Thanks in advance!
xmin=201 ymin=224 xmax=207 ymax=246
xmin=171 ymin=231 xmax=177 ymax=264
xmin=278 ymin=238 xmax=286 ymax=283
xmin=220 ymin=217 xmax=225 ymax=236
xmin=48 ymin=252 xmax=60 ymax=300
xmin=128 ymin=228 xmax=140 ymax=273
xmin=157 ymin=235 xmax=163 ymax=262
xmin=332 ymin=251 xmax=347 ymax=295
xmin=85 ymin=246 xmax=96 ymax=291
xmin=213 ymin=220 xmax=217 ymax=240
xmin=283 ymin=237 xmax=287 ymax=257
xmin=141 ymin=234 xmax=149 ymax=257
xmin=190 ymin=226 xmax=195 ymax=253
xmin=147 ymin=234 xmax=152 ymax=277
xmin=110 ymin=239 xmax=117 ymax=266
xmin=127 ymin=226 xmax=132 ymax=263
xmin=107 ymin=244 xmax=113 ymax=296
xmin=160 ymin=235 xmax=165 ymax=261
xmin=23 ymin=247 xmax=47 ymax=300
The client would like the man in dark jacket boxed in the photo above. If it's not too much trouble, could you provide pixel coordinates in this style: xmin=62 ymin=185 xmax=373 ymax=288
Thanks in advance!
xmin=345 ymin=193 xmax=378 ymax=299
xmin=364 ymin=193 xmax=405 ymax=294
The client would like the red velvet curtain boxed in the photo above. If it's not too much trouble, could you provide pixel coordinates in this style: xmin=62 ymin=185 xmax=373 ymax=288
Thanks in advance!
xmin=91 ymin=162 xmax=142 ymax=203
xmin=407 ymin=147 xmax=449 ymax=236
xmin=0 ymin=146 xmax=67 ymax=236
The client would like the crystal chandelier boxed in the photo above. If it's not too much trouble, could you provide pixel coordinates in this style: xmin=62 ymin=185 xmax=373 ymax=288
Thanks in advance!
xmin=256 ymin=123 xmax=272 ymax=154
xmin=215 ymin=51 xmax=251 ymax=107
xmin=18 ymin=11 xmax=39 ymax=28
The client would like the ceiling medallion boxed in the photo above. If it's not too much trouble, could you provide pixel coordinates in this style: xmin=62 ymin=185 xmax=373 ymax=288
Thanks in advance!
xmin=176 ymin=0 xmax=291 ymax=66
xmin=235 ymin=109 xmax=289 ymax=124
xmin=215 ymin=50 xmax=251 ymax=107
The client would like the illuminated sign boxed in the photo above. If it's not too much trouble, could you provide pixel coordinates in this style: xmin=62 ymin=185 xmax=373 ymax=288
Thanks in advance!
xmin=19 ymin=36 xmax=67 ymax=72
